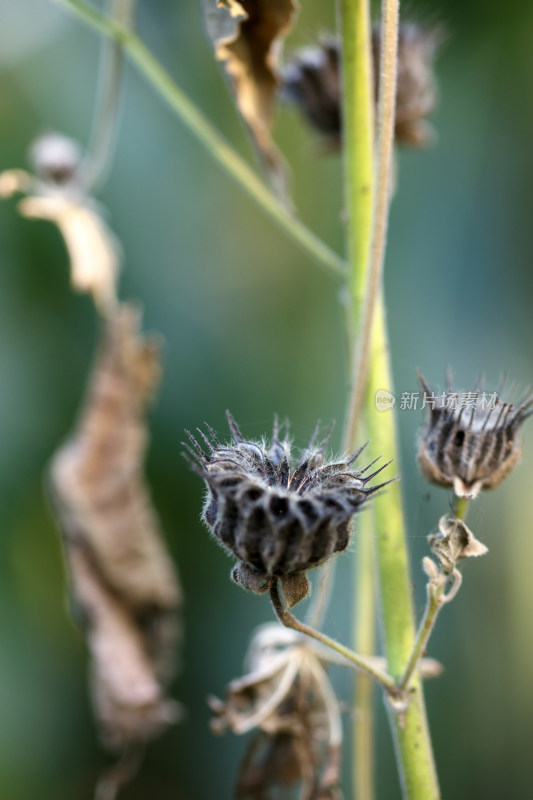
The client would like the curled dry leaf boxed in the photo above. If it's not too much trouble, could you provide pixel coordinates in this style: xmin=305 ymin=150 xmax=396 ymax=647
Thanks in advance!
xmin=429 ymin=515 xmax=488 ymax=575
xmin=203 ymin=0 xmax=299 ymax=199
xmin=49 ymin=304 xmax=181 ymax=753
xmin=19 ymin=194 xmax=120 ymax=311
xmin=0 ymin=133 xmax=120 ymax=312
xmin=209 ymin=623 xmax=343 ymax=800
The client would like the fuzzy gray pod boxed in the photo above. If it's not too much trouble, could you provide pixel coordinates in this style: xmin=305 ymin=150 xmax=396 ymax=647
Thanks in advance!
xmin=282 ymin=22 xmax=442 ymax=148
xmin=187 ymin=414 xmax=389 ymax=605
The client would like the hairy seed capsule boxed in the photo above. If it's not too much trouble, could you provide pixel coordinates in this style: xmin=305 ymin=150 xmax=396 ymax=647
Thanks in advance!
xmin=282 ymin=22 xmax=442 ymax=148
xmin=417 ymin=374 xmax=533 ymax=499
xmin=186 ymin=413 xmax=390 ymax=604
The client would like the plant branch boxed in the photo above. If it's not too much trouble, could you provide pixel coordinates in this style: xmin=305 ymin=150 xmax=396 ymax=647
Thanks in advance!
xmin=353 ymin=508 xmax=377 ymax=800
xmin=398 ymin=497 xmax=471 ymax=692
xmin=343 ymin=0 xmax=400 ymax=449
xmin=82 ymin=0 xmax=135 ymax=192
xmin=269 ymin=582 xmax=396 ymax=693
xmin=366 ymin=296 xmax=440 ymax=799
xmin=341 ymin=0 xmax=375 ymax=321
xmin=54 ymin=0 xmax=346 ymax=280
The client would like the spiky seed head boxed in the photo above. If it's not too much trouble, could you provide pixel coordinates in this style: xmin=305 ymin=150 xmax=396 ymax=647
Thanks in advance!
xmin=186 ymin=413 xmax=389 ymax=604
xmin=417 ymin=373 xmax=533 ymax=499
xmin=281 ymin=22 xmax=442 ymax=149
xmin=29 ymin=133 xmax=82 ymax=186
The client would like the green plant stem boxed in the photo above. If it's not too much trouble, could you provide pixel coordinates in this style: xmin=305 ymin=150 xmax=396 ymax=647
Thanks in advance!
xmin=398 ymin=582 xmax=443 ymax=694
xmin=343 ymin=0 xmax=399 ymax=450
xmin=341 ymin=0 xmax=375 ymax=317
xmin=353 ymin=508 xmax=376 ymax=800
xmin=366 ymin=296 xmax=440 ymax=799
xmin=82 ymin=0 xmax=135 ymax=192
xmin=454 ymin=495 xmax=470 ymax=521
xmin=308 ymin=2 xmax=378 ymax=787
xmin=55 ymin=0 xmax=346 ymax=281
xmin=269 ymin=582 xmax=397 ymax=693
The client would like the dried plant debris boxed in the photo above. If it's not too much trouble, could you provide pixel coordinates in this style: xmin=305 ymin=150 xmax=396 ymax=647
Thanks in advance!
xmin=282 ymin=22 xmax=442 ymax=148
xmin=209 ymin=623 xmax=343 ymax=800
xmin=417 ymin=373 xmax=533 ymax=499
xmin=49 ymin=304 xmax=181 ymax=771
xmin=428 ymin=516 xmax=488 ymax=576
xmin=0 ymin=132 xmax=119 ymax=311
xmin=187 ymin=413 xmax=390 ymax=606
xmin=202 ymin=0 xmax=299 ymax=198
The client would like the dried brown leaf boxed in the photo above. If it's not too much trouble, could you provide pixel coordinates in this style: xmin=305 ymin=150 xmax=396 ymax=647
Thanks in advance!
xmin=49 ymin=304 xmax=181 ymax=752
xmin=0 ymin=155 xmax=120 ymax=312
xmin=203 ymin=0 xmax=299 ymax=199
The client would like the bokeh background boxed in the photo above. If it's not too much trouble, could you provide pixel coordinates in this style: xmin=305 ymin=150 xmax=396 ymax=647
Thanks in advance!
xmin=1 ymin=0 xmax=532 ymax=798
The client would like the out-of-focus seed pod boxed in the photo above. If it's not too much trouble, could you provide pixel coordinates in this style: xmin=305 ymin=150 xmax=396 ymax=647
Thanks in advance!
xmin=282 ymin=22 xmax=442 ymax=149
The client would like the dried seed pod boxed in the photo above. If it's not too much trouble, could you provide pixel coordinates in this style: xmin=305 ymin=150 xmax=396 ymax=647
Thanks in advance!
xmin=417 ymin=373 xmax=533 ymax=499
xmin=428 ymin=516 xmax=488 ymax=575
xmin=281 ymin=22 xmax=442 ymax=148
xmin=49 ymin=304 xmax=181 ymax=751
xmin=187 ymin=414 xmax=389 ymax=604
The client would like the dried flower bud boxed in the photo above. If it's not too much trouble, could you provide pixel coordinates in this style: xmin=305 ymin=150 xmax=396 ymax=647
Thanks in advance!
xmin=209 ymin=623 xmax=343 ymax=799
xmin=417 ymin=373 xmax=533 ymax=499
xmin=187 ymin=414 xmax=389 ymax=605
xmin=428 ymin=516 xmax=488 ymax=575
xmin=281 ymin=22 xmax=442 ymax=148
xmin=29 ymin=132 xmax=82 ymax=186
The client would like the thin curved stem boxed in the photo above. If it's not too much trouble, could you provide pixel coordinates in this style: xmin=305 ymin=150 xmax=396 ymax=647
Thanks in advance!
xmin=398 ymin=496 xmax=471 ymax=692
xmin=82 ymin=0 xmax=135 ymax=192
xmin=398 ymin=583 xmax=442 ymax=694
xmin=55 ymin=0 xmax=347 ymax=281
xmin=269 ymin=582 xmax=396 ymax=693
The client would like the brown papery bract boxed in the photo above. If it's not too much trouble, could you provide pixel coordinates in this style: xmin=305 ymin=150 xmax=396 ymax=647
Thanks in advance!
xmin=202 ymin=0 xmax=299 ymax=200
xmin=49 ymin=304 xmax=181 ymax=758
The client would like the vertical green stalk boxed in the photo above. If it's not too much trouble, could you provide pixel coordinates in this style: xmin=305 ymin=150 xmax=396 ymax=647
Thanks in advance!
xmin=341 ymin=0 xmax=441 ymax=795
xmin=339 ymin=3 xmax=376 ymax=797
xmin=366 ymin=297 xmax=440 ymax=799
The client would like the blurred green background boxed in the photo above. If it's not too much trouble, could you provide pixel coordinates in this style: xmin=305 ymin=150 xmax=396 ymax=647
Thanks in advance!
xmin=1 ymin=0 xmax=532 ymax=798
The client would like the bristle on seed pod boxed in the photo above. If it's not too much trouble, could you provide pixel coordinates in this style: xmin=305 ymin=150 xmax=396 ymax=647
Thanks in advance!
xmin=417 ymin=373 xmax=533 ymax=499
xmin=281 ymin=22 xmax=443 ymax=148
xmin=186 ymin=413 xmax=391 ymax=606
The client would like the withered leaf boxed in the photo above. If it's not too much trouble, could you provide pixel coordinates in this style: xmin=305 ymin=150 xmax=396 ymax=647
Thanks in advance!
xmin=209 ymin=625 xmax=343 ymax=800
xmin=0 ymin=155 xmax=120 ymax=313
xmin=203 ymin=0 xmax=299 ymax=200
xmin=49 ymin=304 xmax=181 ymax=753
